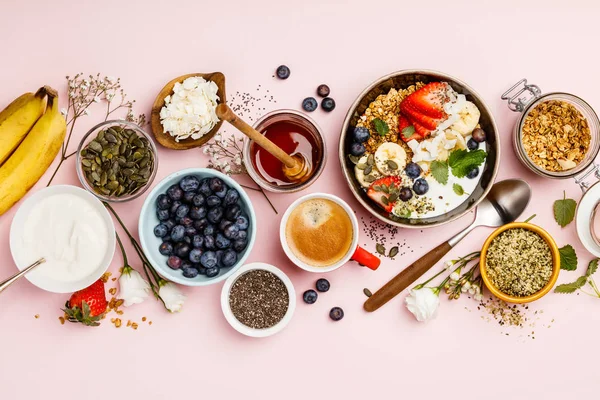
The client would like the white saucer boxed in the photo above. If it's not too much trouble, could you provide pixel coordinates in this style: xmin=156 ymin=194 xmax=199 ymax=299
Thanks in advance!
xmin=576 ymin=181 xmax=600 ymax=257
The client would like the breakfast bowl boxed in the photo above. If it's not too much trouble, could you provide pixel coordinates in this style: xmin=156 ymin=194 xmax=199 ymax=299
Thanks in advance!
xmin=479 ymin=222 xmax=560 ymax=304
xmin=339 ymin=69 xmax=500 ymax=228
xmin=221 ymin=262 xmax=296 ymax=338
xmin=76 ymin=120 xmax=158 ymax=203
xmin=139 ymin=168 xmax=256 ymax=286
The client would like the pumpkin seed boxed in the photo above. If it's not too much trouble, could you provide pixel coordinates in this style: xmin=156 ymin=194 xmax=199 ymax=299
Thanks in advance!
xmin=348 ymin=155 xmax=360 ymax=164
xmin=381 ymin=184 xmax=389 ymax=193
xmin=364 ymin=175 xmax=377 ymax=183
xmin=88 ymin=141 xmax=103 ymax=153
xmin=376 ymin=243 xmax=386 ymax=255
xmin=363 ymin=288 xmax=373 ymax=297
xmin=364 ymin=165 xmax=373 ymax=175
xmin=381 ymin=196 xmax=389 ymax=205
xmin=388 ymin=193 xmax=398 ymax=203
xmin=367 ymin=154 xmax=374 ymax=166
xmin=386 ymin=160 xmax=398 ymax=170
xmin=389 ymin=246 xmax=399 ymax=258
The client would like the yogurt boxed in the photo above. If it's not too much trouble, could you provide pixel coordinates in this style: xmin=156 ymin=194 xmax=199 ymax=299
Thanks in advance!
xmin=16 ymin=193 xmax=109 ymax=283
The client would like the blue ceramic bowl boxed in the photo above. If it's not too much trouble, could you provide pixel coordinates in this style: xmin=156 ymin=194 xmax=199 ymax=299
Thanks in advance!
xmin=139 ymin=168 xmax=257 ymax=286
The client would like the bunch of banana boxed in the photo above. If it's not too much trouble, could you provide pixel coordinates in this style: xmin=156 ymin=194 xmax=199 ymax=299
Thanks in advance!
xmin=0 ymin=86 xmax=66 ymax=215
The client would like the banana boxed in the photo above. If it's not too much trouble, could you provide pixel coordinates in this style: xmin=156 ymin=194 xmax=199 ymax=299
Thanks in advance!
xmin=0 ymin=87 xmax=48 ymax=165
xmin=0 ymin=88 xmax=66 ymax=215
xmin=374 ymin=142 xmax=406 ymax=175
xmin=449 ymin=101 xmax=480 ymax=136
xmin=354 ymin=154 xmax=382 ymax=188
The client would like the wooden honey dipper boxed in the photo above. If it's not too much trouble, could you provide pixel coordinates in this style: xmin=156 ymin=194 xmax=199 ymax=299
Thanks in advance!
xmin=216 ymin=104 xmax=311 ymax=182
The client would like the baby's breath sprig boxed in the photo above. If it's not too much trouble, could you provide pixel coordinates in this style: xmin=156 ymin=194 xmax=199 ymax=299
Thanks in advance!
xmin=46 ymin=73 xmax=146 ymax=186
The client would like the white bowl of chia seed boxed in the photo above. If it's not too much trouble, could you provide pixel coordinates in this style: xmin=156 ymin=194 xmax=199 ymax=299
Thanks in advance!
xmin=221 ymin=262 xmax=296 ymax=338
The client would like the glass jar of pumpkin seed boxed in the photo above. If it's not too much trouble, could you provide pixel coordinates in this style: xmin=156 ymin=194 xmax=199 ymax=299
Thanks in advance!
xmin=76 ymin=120 xmax=158 ymax=202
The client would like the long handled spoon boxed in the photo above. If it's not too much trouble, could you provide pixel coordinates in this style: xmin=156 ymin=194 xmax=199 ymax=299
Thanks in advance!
xmin=0 ymin=258 xmax=46 ymax=295
xmin=364 ymin=179 xmax=532 ymax=312
xmin=216 ymin=104 xmax=311 ymax=182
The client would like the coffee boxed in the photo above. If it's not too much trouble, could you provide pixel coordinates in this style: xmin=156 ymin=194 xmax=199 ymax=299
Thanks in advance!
xmin=285 ymin=198 xmax=354 ymax=267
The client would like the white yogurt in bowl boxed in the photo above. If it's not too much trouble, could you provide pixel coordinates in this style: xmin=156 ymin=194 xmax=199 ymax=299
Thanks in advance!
xmin=10 ymin=185 xmax=115 ymax=293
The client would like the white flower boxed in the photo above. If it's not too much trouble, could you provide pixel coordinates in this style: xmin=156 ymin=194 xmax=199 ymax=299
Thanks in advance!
xmin=118 ymin=267 xmax=151 ymax=307
xmin=106 ymin=76 xmax=116 ymax=83
xmin=159 ymin=282 xmax=186 ymax=312
xmin=60 ymin=108 xmax=68 ymax=117
xmin=202 ymin=147 xmax=210 ymax=154
xmin=445 ymin=260 xmax=455 ymax=268
xmin=463 ymin=281 xmax=471 ymax=291
xmin=405 ymin=288 xmax=440 ymax=322
xmin=93 ymin=96 xmax=100 ymax=103
xmin=83 ymin=109 xmax=90 ymax=116
xmin=450 ymin=272 xmax=460 ymax=281
xmin=474 ymin=293 xmax=483 ymax=302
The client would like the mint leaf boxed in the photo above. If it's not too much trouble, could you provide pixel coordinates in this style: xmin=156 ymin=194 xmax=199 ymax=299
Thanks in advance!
xmin=587 ymin=258 xmax=598 ymax=277
xmin=448 ymin=149 xmax=487 ymax=178
xmin=453 ymin=183 xmax=465 ymax=196
xmin=401 ymin=126 xmax=415 ymax=140
xmin=554 ymin=276 xmax=588 ymax=294
xmin=372 ymin=119 xmax=389 ymax=136
xmin=558 ymin=244 xmax=577 ymax=271
xmin=553 ymin=191 xmax=576 ymax=227
xmin=430 ymin=160 xmax=448 ymax=185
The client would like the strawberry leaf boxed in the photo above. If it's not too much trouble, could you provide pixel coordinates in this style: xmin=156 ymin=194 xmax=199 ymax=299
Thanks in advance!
xmin=448 ymin=149 xmax=487 ymax=178
xmin=553 ymin=191 xmax=576 ymax=227
xmin=558 ymin=244 xmax=577 ymax=271
xmin=430 ymin=160 xmax=448 ymax=185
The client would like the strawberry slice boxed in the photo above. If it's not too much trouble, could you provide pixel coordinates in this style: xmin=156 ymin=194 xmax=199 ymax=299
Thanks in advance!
xmin=401 ymin=82 xmax=449 ymax=119
xmin=367 ymin=176 xmax=402 ymax=212
xmin=398 ymin=115 xmax=424 ymax=142
xmin=412 ymin=120 xmax=432 ymax=140
xmin=400 ymin=101 xmax=443 ymax=131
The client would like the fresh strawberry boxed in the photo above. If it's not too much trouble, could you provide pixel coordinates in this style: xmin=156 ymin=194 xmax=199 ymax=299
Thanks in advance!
xmin=63 ymin=279 xmax=107 ymax=327
xmin=400 ymin=101 xmax=443 ymax=131
xmin=401 ymin=82 xmax=449 ymax=119
xmin=398 ymin=115 xmax=424 ymax=142
xmin=412 ymin=120 xmax=432 ymax=140
xmin=367 ymin=176 xmax=402 ymax=212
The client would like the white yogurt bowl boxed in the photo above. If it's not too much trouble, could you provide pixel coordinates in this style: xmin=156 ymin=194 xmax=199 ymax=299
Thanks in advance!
xmin=9 ymin=185 xmax=116 ymax=293
xmin=221 ymin=262 xmax=296 ymax=338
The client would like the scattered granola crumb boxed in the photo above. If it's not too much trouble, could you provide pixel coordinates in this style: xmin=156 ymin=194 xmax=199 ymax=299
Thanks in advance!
xmin=149 ymin=321 xmax=153 ymax=325
xmin=34 ymin=314 xmax=39 ymax=319
xmin=112 ymin=277 xmax=117 ymax=282
xmin=131 ymin=322 xmax=138 ymax=330
xmin=100 ymin=272 xmax=112 ymax=283
xmin=127 ymin=320 xmax=132 ymax=327
xmin=59 ymin=316 xmax=65 ymax=325
xmin=142 ymin=317 xmax=147 ymax=322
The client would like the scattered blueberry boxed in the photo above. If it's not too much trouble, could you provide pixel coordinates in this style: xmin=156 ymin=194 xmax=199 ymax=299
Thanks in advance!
xmin=167 ymin=256 xmax=183 ymax=270
xmin=232 ymin=238 xmax=247 ymax=252
xmin=216 ymin=250 xmax=224 ymax=267
xmin=175 ymin=204 xmax=190 ymax=219
xmin=163 ymin=219 xmax=176 ymax=231
xmin=209 ymin=178 xmax=225 ymax=196
xmin=154 ymin=224 xmax=168 ymax=238
xmin=203 ymin=224 xmax=216 ymax=237
xmin=193 ymin=218 xmax=209 ymax=232
xmin=302 ymin=97 xmax=318 ymax=112
xmin=181 ymin=260 xmax=192 ymax=271
xmin=329 ymin=307 xmax=344 ymax=321
xmin=167 ymin=184 xmax=183 ymax=201
xmin=219 ymin=219 xmax=232 ymax=231
xmin=184 ymin=227 xmax=197 ymax=237
xmin=162 ymin=235 xmax=171 ymax=243
xmin=221 ymin=249 xmax=237 ymax=267
xmin=276 ymin=65 xmax=290 ymax=79
xmin=156 ymin=209 xmax=170 ymax=221
xmin=399 ymin=187 xmax=413 ymax=202
xmin=223 ymin=189 xmax=240 ymax=206
xmin=467 ymin=167 xmax=479 ymax=179
xmin=204 ymin=235 xmax=216 ymax=250
xmin=467 ymin=138 xmax=479 ymax=151
xmin=303 ymin=290 xmax=318 ymax=304
xmin=206 ymin=195 xmax=221 ymax=207
xmin=182 ymin=191 xmax=196 ymax=204
xmin=352 ymin=126 xmax=370 ymax=143
xmin=350 ymin=142 xmax=366 ymax=157
xmin=235 ymin=215 xmax=249 ymax=230
xmin=207 ymin=207 xmax=224 ymax=224
xmin=179 ymin=216 xmax=194 ymax=227
xmin=159 ymin=242 xmax=173 ymax=256
xmin=175 ymin=242 xmax=191 ymax=258
xmin=225 ymin=204 xmax=241 ymax=221
xmin=223 ymin=223 xmax=240 ymax=239
xmin=171 ymin=225 xmax=185 ymax=242
xmin=197 ymin=265 xmax=207 ymax=275
xmin=192 ymin=194 xmax=205 ymax=207
xmin=205 ymin=267 xmax=219 ymax=278
xmin=170 ymin=200 xmax=182 ymax=215
xmin=317 ymin=84 xmax=330 ymax=98
xmin=156 ymin=194 xmax=171 ymax=210
xmin=316 ymin=278 xmax=330 ymax=292
xmin=182 ymin=267 xmax=199 ymax=278
xmin=405 ymin=162 xmax=422 ymax=179
xmin=201 ymin=251 xmax=218 ymax=268
xmin=199 ymin=179 xmax=212 ymax=196
xmin=237 ymin=230 xmax=248 ymax=241
xmin=413 ymin=178 xmax=429 ymax=195
xmin=192 ymin=235 xmax=204 ymax=249
xmin=189 ymin=206 xmax=207 ymax=220
xmin=471 ymin=128 xmax=486 ymax=143
xmin=189 ymin=248 xmax=203 ymax=263
xmin=321 ymin=97 xmax=336 ymax=112
xmin=215 ymin=233 xmax=231 ymax=249
xmin=179 ymin=175 xmax=200 ymax=192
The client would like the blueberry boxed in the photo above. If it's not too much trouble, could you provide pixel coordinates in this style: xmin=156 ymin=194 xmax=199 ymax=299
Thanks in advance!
xmin=182 ymin=267 xmax=199 ymax=278
xmin=200 ymin=251 xmax=218 ymax=268
xmin=167 ymin=256 xmax=182 ymax=270
xmin=237 ymin=230 xmax=248 ymax=241
xmin=196 ymin=265 xmax=207 ymax=275
xmin=192 ymin=235 xmax=204 ymax=248
xmin=316 ymin=278 xmax=330 ymax=292
xmin=204 ymin=235 xmax=216 ymax=250
xmin=223 ymin=223 xmax=240 ymax=239
xmin=175 ymin=204 xmax=190 ymax=219
xmin=467 ymin=138 xmax=479 ymax=151
xmin=399 ymin=187 xmax=413 ymax=202
xmin=317 ymin=84 xmax=330 ymax=98
xmin=189 ymin=248 xmax=203 ymax=263
xmin=189 ymin=206 xmax=207 ymax=220
xmin=223 ymin=189 xmax=240 ymax=206
xmin=175 ymin=242 xmax=191 ymax=258
xmin=167 ymin=184 xmax=183 ymax=201
xmin=192 ymin=194 xmax=205 ymax=207
xmin=471 ymin=128 xmax=486 ymax=143
xmin=159 ymin=242 xmax=173 ymax=256
xmin=221 ymin=249 xmax=237 ymax=267
xmin=156 ymin=194 xmax=171 ymax=210
xmin=181 ymin=260 xmax=192 ymax=270
xmin=405 ymin=162 xmax=422 ymax=179
xmin=179 ymin=175 xmax=200 ymax=192
xmin=162 ymin=235 xmax=171 ymax=243
xmin=199 ymin=178 xmax=212 ymax=196
xmin=302 ymin=97 xmax=318 ymax=112
xmin=413 ymin=178 xmax=429 ymax=195
xmin=216 ymin=233 xmax=231 ymax=249
xmin=164 ymin=219 xmax=176 ymax=231
xmin=156 ymin=209 xmax=169 ymax=221
xmin=349 ymin=142 xmax=366 ymax=157
xmin=205 ymin=267 xmax=219 ymax=278
xmin=232 ymin=238 xmax=247 ymax=252
xmin=216 ymin=250 xmax=224 ymax=267
xmin=182 ymin=191 xmax=196 ymax=204
xmin=235 ymin=215 xmax=249 ymax=230
xmin=183 ymin=236 xmax=192 ymax=245
xmin=207 ymin=207 xmax=224 ymax=224
xmin=206 ymin=195 xmax=221 ymax=207
xmin=303 ymin=290 xmax=318 ymax=304
xmin=321 ymin=97 xmax=336 ymax=112
xmin=170 ymin=200 xmax=182 ymax=215
xmin=185 ymin=227 xmax=197 ymax=237
xmin=154 ymin=224 xmax=168 ymax=238
xmin=276 ymin=65 xmax=290 ymax=79
xmin=329 ymin=307 xmax=344 ymax=321
xmin=203 ymin=224 xmax=216 ymax=236
xmin=219 ymin=219 xmax=233 ymax=231
xmin=209 ymin=178 xmax=225 ymax=196
xmin=467 ymin=167 xmax=480 ymax=179
xmin=179 ymin=216 xmax=194 ymax=227
xmin=193 ymin=218 xmax=209 ymax=232
xmin=225 ymin=204 xmax=241 ymax=221
xmin=171 ymin=225 xmax=185 ymax=242
xmin=352 ymin=126 xmax=370 ymax=143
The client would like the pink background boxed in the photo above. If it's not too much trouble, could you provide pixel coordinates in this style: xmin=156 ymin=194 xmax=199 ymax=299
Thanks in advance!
xmin=1 ymin=0 xmax=599 ymax=398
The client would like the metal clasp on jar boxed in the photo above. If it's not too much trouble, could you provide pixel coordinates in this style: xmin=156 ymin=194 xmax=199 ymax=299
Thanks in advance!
xmin=501 ymin=79 xmax=542 ymax=112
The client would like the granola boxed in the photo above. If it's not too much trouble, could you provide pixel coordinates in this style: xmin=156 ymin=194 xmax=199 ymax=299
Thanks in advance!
xmin=521 ymin=100 xmax=590 ymax=172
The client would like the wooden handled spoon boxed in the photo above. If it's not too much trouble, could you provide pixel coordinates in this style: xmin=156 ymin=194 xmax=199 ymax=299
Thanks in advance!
xmin=216 ymin=104 xmax=311 ymax=182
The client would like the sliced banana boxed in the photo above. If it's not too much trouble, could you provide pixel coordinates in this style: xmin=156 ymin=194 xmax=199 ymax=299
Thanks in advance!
xmin=374 ymin=142 xmax=406 ymax=176
xmin=445 ymin=129 xmax=467 ymax=150
xmin=354 ymin=154 xmax=382 ymax=188
xmin=450 ymin=101 xmax=480 ymax=136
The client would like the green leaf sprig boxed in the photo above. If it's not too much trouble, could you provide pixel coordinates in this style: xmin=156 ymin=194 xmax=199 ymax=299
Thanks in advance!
xmin=553 ymin=191 xmax=576 ymax=227
xmin=555 ymin=259 xmax=600 ymax=296
xmin=558 ymin=244 xmax=578 ymax=271
xmin=372 ymin=119 xmax=389 ymax=136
